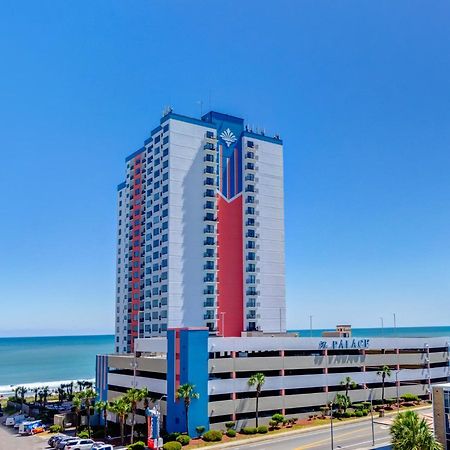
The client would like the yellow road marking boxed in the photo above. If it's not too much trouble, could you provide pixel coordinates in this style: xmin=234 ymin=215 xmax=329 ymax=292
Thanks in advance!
xmin=295 ymin=428 xmax=367 ymax=450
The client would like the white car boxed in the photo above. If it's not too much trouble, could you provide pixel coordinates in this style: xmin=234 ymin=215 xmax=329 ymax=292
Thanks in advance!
xmin=65 ymin=439 xmax=95 ymax=450
xmin=94 ymin=446 xmax=113 ymax=450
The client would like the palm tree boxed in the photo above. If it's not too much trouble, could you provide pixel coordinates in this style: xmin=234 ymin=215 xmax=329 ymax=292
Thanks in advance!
xmin=72 ymin=395 xmax=82 ymax=431
xmin=176 ymin=383 xmax=200 ymax=434
xmin=32 ymin=387 xmax=39 ymax=405
xmin=390 ymin=410 xmax=442 ymax=450
xmin=16 ymin=386 xmax=27 ymax=412
xmin=340 ymin=376 xmax=357 ymax=398
xmin=125 ymin=387 xmax=149 ymax=444
xmin=377 ymin=365 xmax=392 ymax=404
xmin=79 ymin=388 xmax=96 ymax=438
xmin=109 ymin=397 xmax=131 ymax=445
xmin=334 ymin=393 xmax=351 ymax=413
xmin=41 ymin=386 xmax=50 ymax=407
xmin=94 ymin=400 xmax=108 ymax=440
xmin=248 ymin=373 xmax=266 ymax=427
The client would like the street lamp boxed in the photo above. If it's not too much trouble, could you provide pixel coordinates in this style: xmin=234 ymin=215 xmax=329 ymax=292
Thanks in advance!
xmin=329 ymin=401 xmax=334 ymax=450
xmin=365 ymin=386 xmax=375 ymax=447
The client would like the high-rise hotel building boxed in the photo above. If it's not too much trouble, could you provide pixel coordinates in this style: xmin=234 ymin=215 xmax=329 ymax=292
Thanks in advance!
xmin=115 ymin=111 xmax=285 ymax=354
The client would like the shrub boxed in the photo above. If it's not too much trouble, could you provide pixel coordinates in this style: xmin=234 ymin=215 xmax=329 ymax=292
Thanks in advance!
xmin=342 ymin=411 xmax=352 ymax=418
xmin=401 ymin=393 xmax=420 ymax=402
xmin=195 ymin=425 xmax=205 ymax=436
xmin=163 ymin=443 xmax=182 ymax=450
xmin=241 ymin=427 xmax=258 ymax=435
xmin=354 ymin=410 xmax=364 ymax=417
xmin=268 ymin=420 xmax=278 ymax=429
xmin=77 ymin=430 xmax=89 ymax=438
xmin=257 ymin=426 xmax=268 ymax=434
xmin=226 ymin=429 xmax=236 ymax=437
xmin=352 ymin=403 xmax=364 ymax=410
xmin=176 ymin=435 xmax=190 ymax=446
xmin=362 ymin=409 xmax=369 ymax=416
xmin=202 ymin=430 xmax=223 ymax=442
xmin=225 ymin=421 xmax=236 ymax=429
xmin=271 ymin=413 xmax=285 ymax=424
xmin=166 ymin=432 xmax=181 ymax=442
xmin=49 ymin=424 xmax=63 ymax=433
xmin=362 ymin=402 xmax=371 ymax=408
xmin=128 ymin=442 xmax=146 ymax=450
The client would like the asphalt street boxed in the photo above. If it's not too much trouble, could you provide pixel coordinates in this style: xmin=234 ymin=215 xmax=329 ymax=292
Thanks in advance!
xmin=223 ymin=408 xmax=433 ymax=450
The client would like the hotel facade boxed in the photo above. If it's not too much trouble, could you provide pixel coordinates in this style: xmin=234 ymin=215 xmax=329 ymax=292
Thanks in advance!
xmin=102 ymin=109 xmax=450 ymax=437
xmin=115 ymin=110 xmax=285 ymax=353
xmin=98 ymin=331 xmax=449 ymax=435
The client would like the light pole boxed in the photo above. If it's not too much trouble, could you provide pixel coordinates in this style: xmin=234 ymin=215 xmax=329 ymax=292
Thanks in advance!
xmin=309 ymin=315 xmax=313 ymax=337
xmin=366 ymin=387 xmax=375 ymax=447
xmin=329 ymin=401 xmax=334 ymax=450
xmin=130 ymin=353 xmax=137 ymax=388
xmin=379 ymin=317 xmax=384 ymax=335
xmin=393 ymin=313 xmax=397 ymax=329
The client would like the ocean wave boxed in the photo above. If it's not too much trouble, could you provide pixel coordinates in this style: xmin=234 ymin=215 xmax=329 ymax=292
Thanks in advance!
xmin=0 ymin=378 xmax=95 ymax=397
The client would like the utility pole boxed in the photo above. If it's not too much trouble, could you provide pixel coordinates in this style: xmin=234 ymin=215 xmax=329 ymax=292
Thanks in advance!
xmin=329 ymin=401 xmax=334 ymax=450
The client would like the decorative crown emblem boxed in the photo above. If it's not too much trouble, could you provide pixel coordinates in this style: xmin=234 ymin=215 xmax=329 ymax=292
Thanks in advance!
xmin=220 ymin=128 xmax=237 ymax=147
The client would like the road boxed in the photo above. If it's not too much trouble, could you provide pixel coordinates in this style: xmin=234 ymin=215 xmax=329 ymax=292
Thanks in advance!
xmin=227 ymin=408 xmax=432 ymax=450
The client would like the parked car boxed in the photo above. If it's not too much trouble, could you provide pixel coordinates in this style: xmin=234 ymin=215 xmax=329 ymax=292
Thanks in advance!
xmin=48 ymin=434 xmax=68 ymax=447
xmin=93 ymin=445 xmax=113 ymax=450
xmin=5 ymin=414 xmax=25 ymax=426
xmin=91 ymin=443 xmax=105 ymax=448
xmin=57 ymin=438 xmax=79 ymax=449
xmin=65 ymin=439 xmax=95 ymax=450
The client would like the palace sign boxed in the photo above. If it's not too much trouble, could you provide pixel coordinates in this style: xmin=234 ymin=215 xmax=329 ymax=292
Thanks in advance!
xmin=319 ymin=339 xmax=370 ymax=350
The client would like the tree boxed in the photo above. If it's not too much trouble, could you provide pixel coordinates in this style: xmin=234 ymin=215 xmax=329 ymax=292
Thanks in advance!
xmin=57 ymin=385 xmax=66 ymax=403
xmin=390 ymin=410 xmax=442 ymax=450
xmin=248 ymin=373 xmax=266 ymax=427
xmin=41 ymin=386 xmax=50 ymax=407
xmin=94 ymin=400 xmax=108 ymax=440
xmin=109 ymin=397 xmax=131 ymax=446
xmin=377 ymin=365 xmax=392 ymax=403
xmin=32 ymin=387 xmax=39 ymax=405
xmin=15 ymin=386 xmax=27 ymax=412
xmin=72 ymin=395 xmax=82 ymax=431
xmin=334 ymin=393 xmax=351 ymax=413
xmin=176 ymin=383 xmax=200 ymax=434
xmin=79 ymin=388 xmax=96 ymax=438
xmin=340 ymin=376 xmax=357 ymax=398
xmin=125 ymin=387 xmax=149 ymax=444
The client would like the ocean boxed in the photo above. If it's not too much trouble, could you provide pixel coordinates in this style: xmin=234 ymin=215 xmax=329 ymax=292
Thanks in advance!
xmin=0 ymin=335 xmax=113 ymax=396
xmin=1 ymin=327 xmax=449 ymax=396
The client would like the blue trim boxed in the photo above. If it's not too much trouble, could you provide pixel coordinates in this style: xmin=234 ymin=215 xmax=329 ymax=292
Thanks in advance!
xmin=161 ymin=112 xmax=215 ymax=129
xmin=166 ymin=329 xmax=209 ymax=435
xmin=117 ymin=181 xmax=126 ymax=191
xmin=125 ymin=147 xmax=145 ymax=162
xmin=151 ymin=125 xmax=162 ymax=136
xmin=144 ymin=137 xmax=152 ymax=145
xmin=202 ymin=111 xmax=244 ymax=125
xmin=243 ymin=131 xmax=283 ymax=145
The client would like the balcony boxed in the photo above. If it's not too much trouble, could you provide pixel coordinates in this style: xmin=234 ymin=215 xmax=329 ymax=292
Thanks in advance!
xmin=204 ymin=313 xmax=215 ymax=320
xmin=245 ymin=163 xmax=255 ymax=171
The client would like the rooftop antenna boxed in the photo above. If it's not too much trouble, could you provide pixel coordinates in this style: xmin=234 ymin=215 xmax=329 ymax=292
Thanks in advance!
xmin=196 ymin=100 xmax=203 ymax=116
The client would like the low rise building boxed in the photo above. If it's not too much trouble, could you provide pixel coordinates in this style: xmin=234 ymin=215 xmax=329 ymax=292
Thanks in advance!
xmin=97 ymin=328 xmax=449 ymax=436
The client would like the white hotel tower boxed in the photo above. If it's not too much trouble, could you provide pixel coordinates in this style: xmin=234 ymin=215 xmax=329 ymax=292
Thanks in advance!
xmin=115 ymin=111 xmax=285 ymax=353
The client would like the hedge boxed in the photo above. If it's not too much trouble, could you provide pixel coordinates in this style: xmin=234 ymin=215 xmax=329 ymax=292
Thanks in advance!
xmin=257 ymin=426 xmax=268 ymax=434
xmin=241 ymin=427 xmax=258 ymax=435
xmin=202 ymin=430 xmax=223 ymax=442
xmin=226 ymin=429 xmax=237 ymax=437
xmin=163 ymin=442 xmax=182 ymax=450
xmin=127 ymin=442 xmax=146 ymax=450
xmin=176 ymin=435 xmax=191 ymax=446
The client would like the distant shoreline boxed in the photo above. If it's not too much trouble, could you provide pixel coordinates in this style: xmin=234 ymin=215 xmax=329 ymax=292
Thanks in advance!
xmin=1 ymin=325 xmax=450 ymax=339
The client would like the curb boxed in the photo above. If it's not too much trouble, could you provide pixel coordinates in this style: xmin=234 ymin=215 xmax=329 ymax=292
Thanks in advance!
xmin=196 ymin=405 xmax=431 ymax=449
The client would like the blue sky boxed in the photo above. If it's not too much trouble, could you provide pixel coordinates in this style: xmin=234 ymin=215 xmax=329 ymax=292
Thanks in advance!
xmin=1 ymin=1 xmax=449 ymax=336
